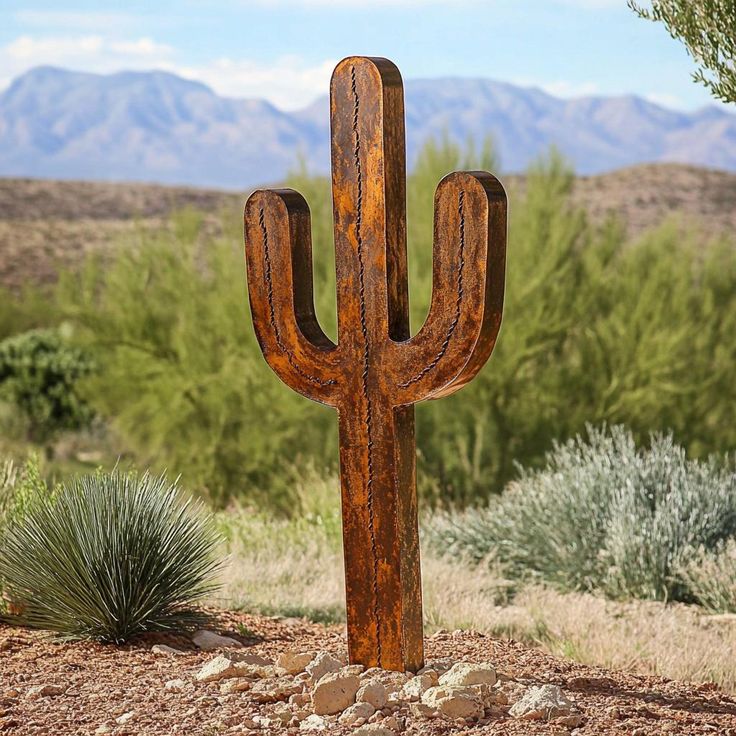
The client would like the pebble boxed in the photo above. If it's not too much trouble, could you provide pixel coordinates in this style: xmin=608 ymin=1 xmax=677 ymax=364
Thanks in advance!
xmin=192 ymin=630 xmax=243 ymax=650
xmin=151 ymin=644 xmax=186 ymax=656
xmin=509 ymin=684 xmax=576 ymax=721
xmin=312 ymin=672 xmax=360 ymax=715
xmin=27 ymin=684 xmax=64 ymax=699
xmin=356 ymin=679 xmax=388 ymax=709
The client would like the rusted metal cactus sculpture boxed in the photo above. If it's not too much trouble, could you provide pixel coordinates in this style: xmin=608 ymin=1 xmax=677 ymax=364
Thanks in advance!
xmin=244 ymin=56 xmax=507 ymax=672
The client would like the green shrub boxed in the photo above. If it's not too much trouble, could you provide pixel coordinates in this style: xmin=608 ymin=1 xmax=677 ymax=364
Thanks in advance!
xmin=54 ymin=139 xmax=736 ymax=507
xmin=0 ymin=470 xmax=222 ymax=642
xmin=427 ymin=426 xmax=736 ymax=603
xmin=681 ymin=541 xmax=736 ymax=613
xmin=0 ymin=328 xmax=94 ymax=442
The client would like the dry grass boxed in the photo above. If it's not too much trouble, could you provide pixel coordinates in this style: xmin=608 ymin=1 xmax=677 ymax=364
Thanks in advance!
xmin=215 ymin=508 xmax=736 ymax=692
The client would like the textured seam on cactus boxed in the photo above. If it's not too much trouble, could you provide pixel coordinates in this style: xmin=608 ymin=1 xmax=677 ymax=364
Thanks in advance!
xmin=258 ymin=207 xmax=337 ymax=388
xmin=399 ymin=189 xmax=467 ymax=388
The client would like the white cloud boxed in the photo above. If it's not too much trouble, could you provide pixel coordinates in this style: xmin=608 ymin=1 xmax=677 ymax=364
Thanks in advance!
xmin=165 ymin=56 xmax=335 ymax=109
xmin=13 ymin=10 xmax=138 ymax=30
xmin=539 ymin=80 xmax=600 ymax=98
xmin=0 ymin=34 xmax=332 ymax=111
xmin=644 ymin=92 xmax=684 ymax=109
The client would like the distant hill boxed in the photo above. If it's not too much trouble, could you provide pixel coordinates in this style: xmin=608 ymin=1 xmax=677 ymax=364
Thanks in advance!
xmin=1 ymin=163 xmax=734 ymax=291
xmin=1 ymin=67 xmax=735 ymax=188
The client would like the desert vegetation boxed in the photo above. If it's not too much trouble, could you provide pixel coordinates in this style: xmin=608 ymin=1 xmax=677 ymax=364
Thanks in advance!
xmin=1 ymin=139 xmax=736 ymax=694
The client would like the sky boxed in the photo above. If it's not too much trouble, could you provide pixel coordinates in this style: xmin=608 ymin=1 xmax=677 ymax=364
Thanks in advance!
xmin=0 ymin=0 xmax=723 ymax=112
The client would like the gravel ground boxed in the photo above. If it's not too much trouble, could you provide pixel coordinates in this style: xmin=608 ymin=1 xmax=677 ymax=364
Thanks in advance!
xmin=2 ymin=611 xmax=736 ymax=735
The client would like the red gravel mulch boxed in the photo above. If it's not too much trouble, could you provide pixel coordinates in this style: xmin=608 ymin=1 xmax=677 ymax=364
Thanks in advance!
xmin=2 ymin=610 xmax=736 ymax=735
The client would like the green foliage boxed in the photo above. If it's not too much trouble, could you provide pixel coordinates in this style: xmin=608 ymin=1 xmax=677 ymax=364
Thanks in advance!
xmin=0 ymin=455 xmax=52 ymax=534
xmin=0 ymin=328 xmax=94 ymax=442
xmin=0 ymin=469 xmax=222 ymax=642
xmin=630 ymin=0 xmax=736 ymax=104
xmin=681 ymin=541 xmax=736 ymax=613
xmin=427 ymin=426 xmax=736 ymax=603
xmin=45 ymin=137 xmax=736 ymax=508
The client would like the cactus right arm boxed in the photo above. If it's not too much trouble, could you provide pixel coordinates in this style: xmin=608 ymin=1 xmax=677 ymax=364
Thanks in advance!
xmin=388 ymin=171 xmax=507 ymax=404
xmin=244 ymin=189 xmax=340 ymax=406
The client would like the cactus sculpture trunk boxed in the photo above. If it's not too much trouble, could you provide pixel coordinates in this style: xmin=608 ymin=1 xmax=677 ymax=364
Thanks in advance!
xmin=244 ymin=56 xmax=507 ymax=672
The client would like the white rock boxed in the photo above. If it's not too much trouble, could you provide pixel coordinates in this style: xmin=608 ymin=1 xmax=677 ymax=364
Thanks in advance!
xmin=27 ymin=684 xmax=64 ymax=698
xmin=509 ymin=684 xmax=574 ymax=721
xmin=439 ymin=662 xmax=497 ymax=687
xmin=151 ymin=644 xmax=186 ymax=656
xmin=409 ymin=702 xmax=437 ymax=718
xmin=277 ymin=650 xmax=315 ymax=675
xmin=401 ymin=673 xmax=435 ymax=701
xmin=418 ymin=658 xmax=455 ymax=676
xmin=338 ymin=701 xmax=376 ymax=725
xmin=312 ymin=671 xmax=360 ymax=715
xmin=192 ymin=630 xmax=243 ymax=650
xmin=356 ymin=679 xmax=388 ymax=709
xmin=93 ymin=726 xmax=112 ymax=735
xmin=250 ymin=676 xmax=302 ymax=703
xmin=164 ymin=679 xmax=187 ymax=691
xmin=422 ymin=685 xmax=484 ymax=720
xmin=352 ymin=725 xmax=397 ymax=736
xmin=219 ymin=678 xmax=251 ymax=694
xmin=195 ymin=655 xmax=241 ymax=683
xmin=306 ymin=652 xmax=342 ymax=683
xmin=300 ymin=714 xmax=328 ymax=731
xmin=115 ymin=711 xmax=135 ymax=725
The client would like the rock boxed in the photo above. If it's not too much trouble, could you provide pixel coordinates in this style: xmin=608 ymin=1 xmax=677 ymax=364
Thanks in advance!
xmin=401 ymin=673 xmax=435 ymax=701
xmin=509 ymin=684 xmax=575 ymax=721
xmin=277 ymin=651 xmax=315 ymax=675
xmin=422 ymin=685 xmax=484 ymax=720
xmin=382 ymin=715 xmax=401 ymax=731
xmin=230 ymin=652 xmax=272 ymax=666
xmin=115 ymin=711 xmax=135 ymax=725
xmin=151 ymin=644 xmax=186 ymax=656
xmin=339 ymin=701 xmax=376 ymax=725
xmin=289 ymin=692 xmax=311 ymax=707
xmin=409 ymin=702 xmax=437 ymax=718
xmin=195 ymin=655 xmax=241 ymax=683
xmin=356 ymin=679 xmax=388 ymax=709
xmin=164 ymin=679 xmax=187 ymax=691
xmin=352 ymin=725 xmax=397 ymax=736
xmin=300 ymin=714 xmax=328 ymax=731
xmin=306 ymin=652 xmax=342 ymax=684
xmin=250 ymin=676 xmax=302 ymax=703
xmin=192 ymin=630 xmax=243 ymax=650
xmin=556 ymin=712 xmax=584 ymax=727
xmin=93 ymin=726 xmax=111 ymax=735
xmin=439 ymin=662 xmax=497 ymax=688
xmin=219 ymin=678 xmax=251 ymax=694
xmin=312 ymin=671 xmax=360 ymax=715
xmin=27 ymin=684 xmax=64 ymax=698
xmin=418 ymin=658 xmax=455 ymax=677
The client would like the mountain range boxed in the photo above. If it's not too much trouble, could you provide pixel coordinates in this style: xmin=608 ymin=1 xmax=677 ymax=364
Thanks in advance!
xmin=1 ymin=66 xmax=735 ymax=188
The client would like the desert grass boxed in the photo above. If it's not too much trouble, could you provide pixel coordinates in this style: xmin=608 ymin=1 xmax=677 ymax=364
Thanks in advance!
xmin=215 ymin=506 xmax=736 ymax=692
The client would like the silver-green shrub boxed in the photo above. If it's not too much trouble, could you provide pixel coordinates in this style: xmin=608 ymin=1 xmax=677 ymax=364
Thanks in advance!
xmin=681 ymin=541 xmax=736 ymax=613
xmin=427 ymin=426 xmax=736 ymax=602
xmin=0 ymin=470 xmax=223 ymax=641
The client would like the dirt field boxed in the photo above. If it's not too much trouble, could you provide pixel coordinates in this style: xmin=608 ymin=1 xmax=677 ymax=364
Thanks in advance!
xmin=1 ymin=163 xmax=734 ymax=291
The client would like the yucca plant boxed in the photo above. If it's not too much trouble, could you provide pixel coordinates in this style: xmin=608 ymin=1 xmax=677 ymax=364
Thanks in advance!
xmin=0 ymin=470 xmax=223 ymax=642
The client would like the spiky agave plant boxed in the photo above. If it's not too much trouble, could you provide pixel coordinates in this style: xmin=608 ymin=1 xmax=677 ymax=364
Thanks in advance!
xmin=0 ymin=470 xmax=223 ymax=642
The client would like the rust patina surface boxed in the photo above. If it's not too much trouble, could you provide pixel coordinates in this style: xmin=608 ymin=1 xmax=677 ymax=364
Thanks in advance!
xmin=244 ymin=56 xmax=507 ymax=672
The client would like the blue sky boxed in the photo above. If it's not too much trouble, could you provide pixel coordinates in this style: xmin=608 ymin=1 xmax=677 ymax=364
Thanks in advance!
xmin=0 ymin=0 xmax=722 ymax=111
